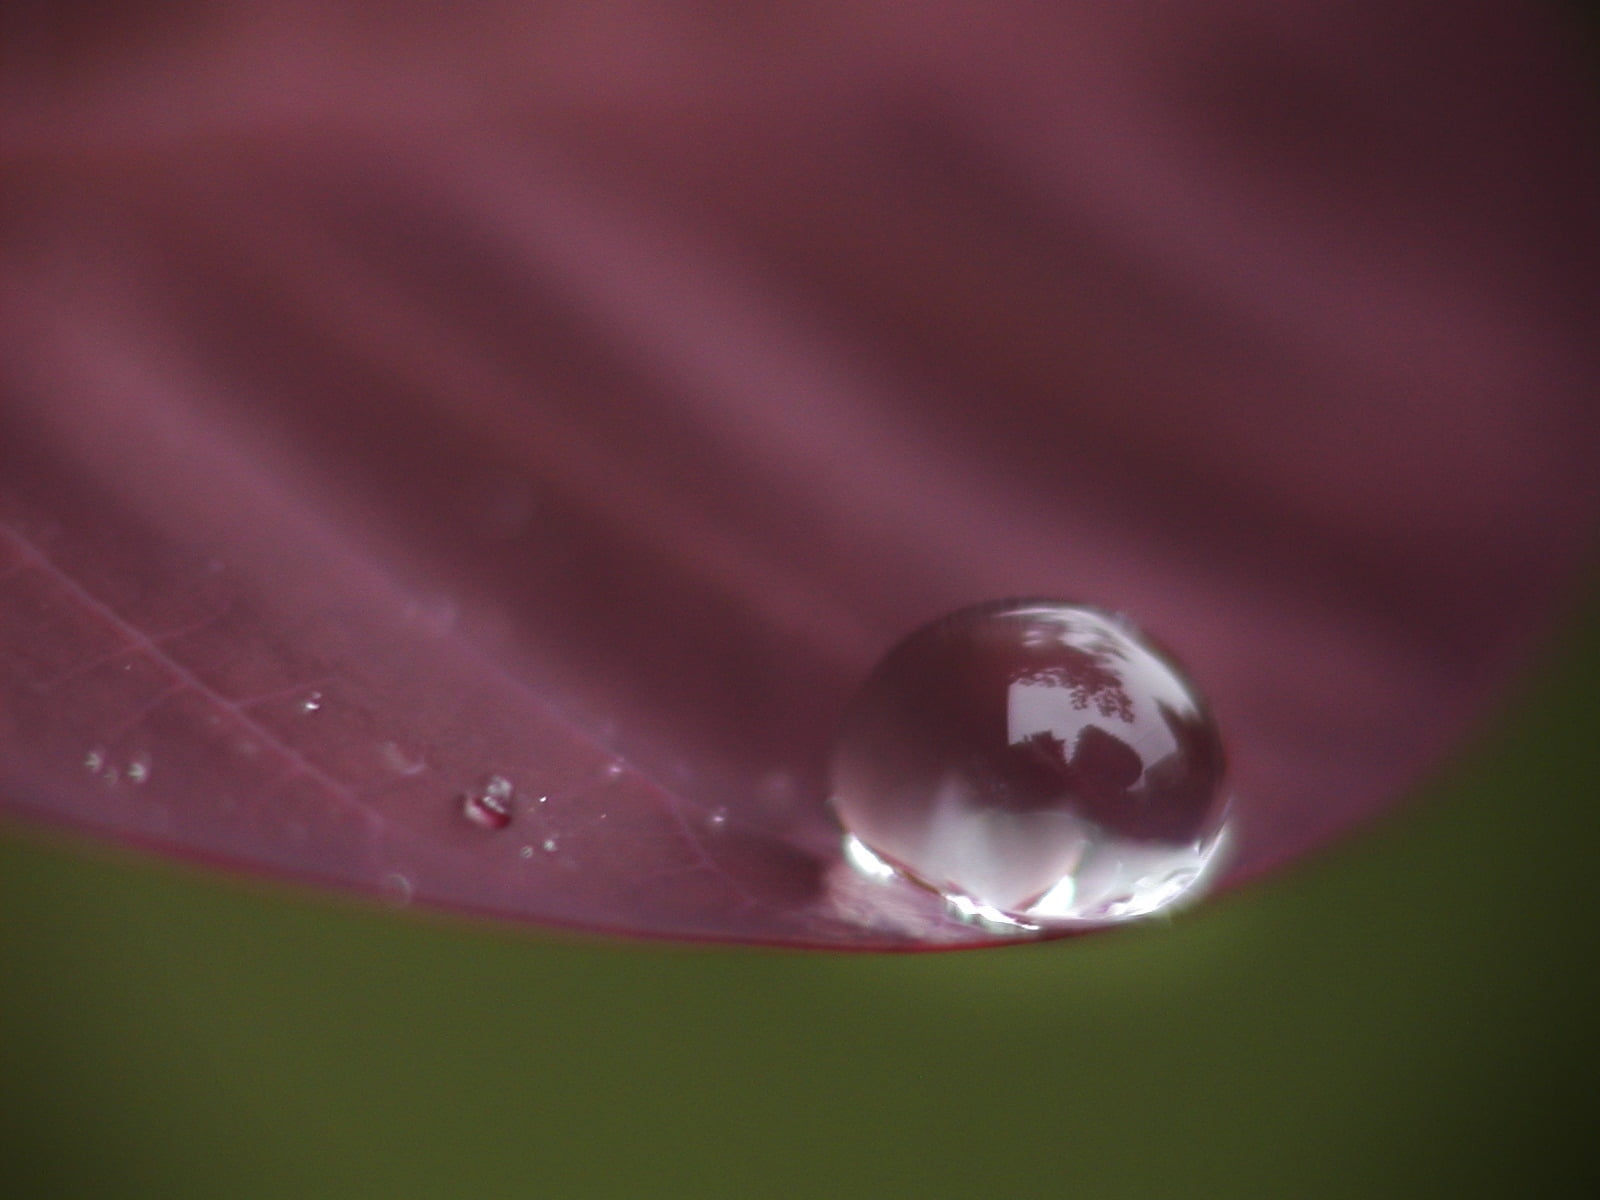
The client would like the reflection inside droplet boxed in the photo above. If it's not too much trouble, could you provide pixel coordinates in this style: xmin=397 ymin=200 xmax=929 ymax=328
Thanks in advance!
xmin=831 ymin=600 xmax=1230 ymax=927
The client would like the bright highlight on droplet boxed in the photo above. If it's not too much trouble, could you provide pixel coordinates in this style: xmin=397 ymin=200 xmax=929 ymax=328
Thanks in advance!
xmin=459 ymin=775 xmax=515 ymax=830
xmin=831 ymin=600 xmax=1230 ymax=928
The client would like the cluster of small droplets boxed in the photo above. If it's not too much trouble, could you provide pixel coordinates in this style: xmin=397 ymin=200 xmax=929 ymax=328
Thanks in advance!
xmin=83 ymin=746 xmax=152 ymax=788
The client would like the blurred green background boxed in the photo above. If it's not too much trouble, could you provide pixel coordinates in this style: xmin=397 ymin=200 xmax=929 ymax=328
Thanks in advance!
xmin=5 ymin=595 xmax=1597 ymax=1199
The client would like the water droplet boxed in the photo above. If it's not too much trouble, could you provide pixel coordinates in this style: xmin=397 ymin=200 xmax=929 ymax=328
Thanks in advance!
xmin=378 ymin=740 xmax=428 ymax=776
xmin=125 ymin=753 xmax=151 ymax=785
xmin=707 ymin=807 xmax=728 ymax=830
xmin=83 ymin=746 xmax=107 ymax=774
xmin=381 ymin=871 xmax=415 ymax=907
xmin=831 ymin=600 xmax=1229 ymax=927
xmin=298 ymin=690 xmax=324 ymax=714
xmin=541 ymin=837 xmax=559 ymax=853
xmin=519 ymin=844 xmax=535 ymax=859
xmin=601 ymin=761 xmax=625 ymax=781
xmin=459 ymin=778 xmax=514 ymax=830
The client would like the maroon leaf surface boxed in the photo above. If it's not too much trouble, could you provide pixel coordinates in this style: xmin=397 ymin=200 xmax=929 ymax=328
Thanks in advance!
xmin=3 ymin=2 xmax=1598 ymax=947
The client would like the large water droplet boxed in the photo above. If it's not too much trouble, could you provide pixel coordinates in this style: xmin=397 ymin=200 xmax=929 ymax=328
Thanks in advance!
xmin=830 ymin=600 xmax=1229 ymax=928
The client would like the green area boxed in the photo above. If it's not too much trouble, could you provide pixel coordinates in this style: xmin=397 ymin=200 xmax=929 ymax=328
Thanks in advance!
xmin=5 ymin=598 xmax=1597 ymax=1199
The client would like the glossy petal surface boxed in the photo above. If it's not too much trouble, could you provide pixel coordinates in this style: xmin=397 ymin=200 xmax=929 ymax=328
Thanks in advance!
xmin=3 ymin=2 xmax=1598 ymax=946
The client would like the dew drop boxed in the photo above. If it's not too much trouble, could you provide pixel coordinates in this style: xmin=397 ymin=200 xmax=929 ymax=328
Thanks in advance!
xmin=83 ymin=746 xmax=107 ymax=774
xmin=381 ymin=871 xmax=414 ymax=907
xmin=125 ymin=753 xmax=151 ymax=785
xmin=831 ymin=600 xmax=1230 ymax=927
xmin=459 ymin=777 xmax=514 ymax=830
xmin=707 ymin=806 xmax=729 ymax=830
xmin=378 ymin=740 xmax=428 ymax=777
xmin=298 ymin=690 xmax=324 ymax=715
xmin=541 ymin=837 xmax=559 ymax=853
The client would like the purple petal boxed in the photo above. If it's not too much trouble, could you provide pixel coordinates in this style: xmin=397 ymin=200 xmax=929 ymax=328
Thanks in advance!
xmin=3 ymin=1 xmax=1597 ymax=947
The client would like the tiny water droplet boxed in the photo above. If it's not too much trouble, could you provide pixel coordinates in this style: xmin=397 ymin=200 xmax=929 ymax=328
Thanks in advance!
xmin=381 ymin=871 xmax=415 ymax=907
xmin=125 ymin=753 xmax=151 ymax=785
xmin=298 ymin=690 xmax=324 ymax=714
xmin=378 ymin=740 xmax=428 ymax=776
xmin=83 ymin=746 xmax=107 ymax=773
xmin=519 ymin=844 xmax=535 ymax=859
xmin=707 ymin=807 xmax=728 ymax=830
xmin=460 ymin=781 xmax=514 ymax=830
xmin=602 ymin=761 xmax=625 ymax=781
xmin=831 ymin=600 xmax=1229 ymax=928
xmin=541 ymin=837 xmax=558 ymax=853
